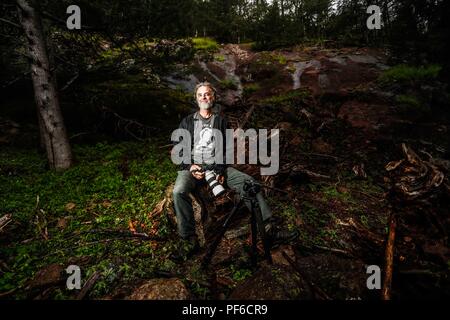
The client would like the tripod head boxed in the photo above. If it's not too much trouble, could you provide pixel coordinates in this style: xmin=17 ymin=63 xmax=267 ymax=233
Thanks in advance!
xmin=243 ymin=179 xmax=261 ymax=197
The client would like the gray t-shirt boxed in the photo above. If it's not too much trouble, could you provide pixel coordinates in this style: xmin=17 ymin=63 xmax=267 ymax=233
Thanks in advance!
xmin=192 ymin=112 xmax=216 ymax=165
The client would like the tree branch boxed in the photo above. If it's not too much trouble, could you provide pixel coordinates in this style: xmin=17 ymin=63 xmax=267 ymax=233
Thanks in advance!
xmin=0 ymin=17 xmax=21 ymax=29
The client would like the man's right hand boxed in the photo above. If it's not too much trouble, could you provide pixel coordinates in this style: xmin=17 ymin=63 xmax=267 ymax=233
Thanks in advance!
xmin=190 ymin=164 xmax=205 ymax=180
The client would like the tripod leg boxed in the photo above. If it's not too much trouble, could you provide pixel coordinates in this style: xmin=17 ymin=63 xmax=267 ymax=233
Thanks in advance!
xmin=250 ymin=208 xmax=258 ymax=268
xmin=251 ymin=200 xmax=273 ymax=264
xmin=201 ymin=199 xmax=243 ymax=268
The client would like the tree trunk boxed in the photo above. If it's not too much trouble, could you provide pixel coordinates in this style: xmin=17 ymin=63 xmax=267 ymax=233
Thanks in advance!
xmin=16 ymin=0 xmax=72 ymax=171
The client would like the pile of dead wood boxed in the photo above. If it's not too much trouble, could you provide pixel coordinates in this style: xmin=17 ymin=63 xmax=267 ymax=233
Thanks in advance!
xmin=381 ymin=143 xmax=449 ymax=299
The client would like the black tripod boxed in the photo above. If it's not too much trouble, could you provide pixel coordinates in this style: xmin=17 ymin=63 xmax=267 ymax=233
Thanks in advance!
xmin=201 ymin=179 xmax=273 ymax=269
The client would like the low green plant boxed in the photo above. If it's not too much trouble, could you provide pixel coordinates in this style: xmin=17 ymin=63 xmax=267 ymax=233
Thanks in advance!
xmin=192 ymin=37 xmax=219 ymax=52
xmin=0 ymin=142 xmax=178 ymax=298
xmin=243 ymin=83 xmax=260 ymax=97
xmin=379 ymin=64 xmax=441 ymax=85
xmin=219 ymin=78 xmax=238 ymax=90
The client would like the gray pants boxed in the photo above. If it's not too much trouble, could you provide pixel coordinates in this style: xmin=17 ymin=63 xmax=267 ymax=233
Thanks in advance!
xmin=173 ymin=167 xmax=272 ymax=238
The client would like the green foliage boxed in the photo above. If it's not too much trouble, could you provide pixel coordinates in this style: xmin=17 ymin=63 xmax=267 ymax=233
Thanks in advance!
xmin=395 ymin=94 xmax=422 ymax=109
xmin=267 ymin=199 xmax=299 ymax=233
xmin=321 ymin=185 xmax=356 ymax=205
xmin=192 ymin=37 xmax=219 ymax=52
xmin=219 ymin=78 xmax=238 ymax=90
xmin=97 ymin=38 xmax=194 ymax=70
xmin=262 ymin=90 xmax=310 ymax=106
xmin=214 ymin=54 xmax=226 ymax=62
xmin=247 ymin=53 xmax=281 ymax=82
xmin=274 ymin=54 xmax=287 ymax=65
xmin=75 ymin=74 xmax=192 ymax=135
xmin=379 ymin=64 xmax=442 ymax=85
xmin=279 ymin=203 xmax=298 ymax=231
xmin=0 ymin=142 xmax=178 ymax=298
xmin=360 ymin=215 xmax=370 ymax=229
xmin=243 ymin=83 xmax=261 ymax=98
xmin=230 ymin=264 xmax=252 ymax=282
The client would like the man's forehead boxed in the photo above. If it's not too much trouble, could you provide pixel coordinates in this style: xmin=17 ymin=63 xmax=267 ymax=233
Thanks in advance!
xmin=196 ymin=86 xmax=213 ymax=93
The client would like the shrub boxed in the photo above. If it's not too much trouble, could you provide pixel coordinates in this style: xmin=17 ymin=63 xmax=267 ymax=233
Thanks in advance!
xmin=379 ymin=64 xmax=442 ymax=84
xmin=219 ymin=79 xmax=238 ymax=90
xmin=191 ymin=37 xmax=219 ymax=52
xmin=395 ymin=94 xmax=421 ymax=109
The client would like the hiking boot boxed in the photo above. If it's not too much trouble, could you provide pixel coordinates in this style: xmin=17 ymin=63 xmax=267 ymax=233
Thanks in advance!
xmin=170 ymin=235 xmax=200 ymax=261
xmin=265 ymin=223 xmax=299 ymax=247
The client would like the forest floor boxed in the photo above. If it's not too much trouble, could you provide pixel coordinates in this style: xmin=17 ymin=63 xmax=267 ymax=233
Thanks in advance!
xmin=1 ymin=40 xmax=449 ymax=300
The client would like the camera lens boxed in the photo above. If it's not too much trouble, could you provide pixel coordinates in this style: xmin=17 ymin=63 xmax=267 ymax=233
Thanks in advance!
xmin=205 ymin=170 xmax=226 ymax=197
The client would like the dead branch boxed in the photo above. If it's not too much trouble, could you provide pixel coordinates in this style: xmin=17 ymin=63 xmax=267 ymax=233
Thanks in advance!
xmin=1 ymin=70 xmax=32 ymax=89
xmin=0 ymin=288 xmax=17 ymax=298
xmin=298 ymin=151 xmax=340 ymax=161
xmin=0 ymin=17 xmax=21 ymax=29
xmin=291 ymin=165 xmax=332 ymax=180
xmin=0 ymin=213 xmax=12 ymax=231
xmin=159 ymin=143 xmax=174 ymax=149
xmin=347 ymin=188 xmax=384 ymax=202
xmin=314 ymin=245 xmax=353 ymax=257
xmin=69 ymin=132 xmax=91 ymax=140
xmin=68 ymin=228 xmax=164 ymax=241
xmin=381 ymin=211 xmax=397 ymax=300
xmin=238 ymin=104 xmax=255 ymax=129
xmin=300 ymin=108 xmax=313 ymax=127
xmin=99 ymin=105 xmax=159 ymax=140
xmin=33 ymin=196 xmax=48 ymax=241
xmin=399 ymin=269 xmax=437 ymax=277
xmin=61 ymin=72 xmax=79 ymax=91
xmin=76 ymin=271 xmax=101 ymax=300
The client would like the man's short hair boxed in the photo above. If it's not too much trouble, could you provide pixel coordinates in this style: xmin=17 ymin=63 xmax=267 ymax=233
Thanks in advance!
xmin=194 ymin=81 xmax=217 ymax=100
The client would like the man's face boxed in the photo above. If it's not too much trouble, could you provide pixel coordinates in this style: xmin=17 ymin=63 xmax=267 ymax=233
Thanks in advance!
xmin=196 ymin=86 xmax=214 ymax=110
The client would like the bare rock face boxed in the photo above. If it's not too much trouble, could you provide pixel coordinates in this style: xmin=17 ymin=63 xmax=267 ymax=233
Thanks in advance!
xmin=126 ymin=278 xmax=190 ymax=300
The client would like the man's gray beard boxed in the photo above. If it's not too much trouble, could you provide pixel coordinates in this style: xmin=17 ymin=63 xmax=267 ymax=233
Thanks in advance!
xmin=199 ymin=101 xmax=212 ymax=110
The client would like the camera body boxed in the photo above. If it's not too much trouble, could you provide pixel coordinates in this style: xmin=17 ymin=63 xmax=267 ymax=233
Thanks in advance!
xmin=192 ymin=164 xmax=226 ymax=197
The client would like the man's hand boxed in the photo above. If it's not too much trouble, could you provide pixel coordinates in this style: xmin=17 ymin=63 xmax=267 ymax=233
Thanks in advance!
xmin=216 ymin=175 xmax=225 ymax=185
xmin=190 ymin=164 xmax=205 ymax=180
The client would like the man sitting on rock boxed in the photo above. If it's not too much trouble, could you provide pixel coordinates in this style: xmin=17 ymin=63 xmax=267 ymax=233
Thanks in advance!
xmin=170 ymin=82 xmax=298 ymax=259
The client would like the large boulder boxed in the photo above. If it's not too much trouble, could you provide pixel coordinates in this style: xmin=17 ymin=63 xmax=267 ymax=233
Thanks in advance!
xmin=125 ymin=278 xmax=190 ymax=300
